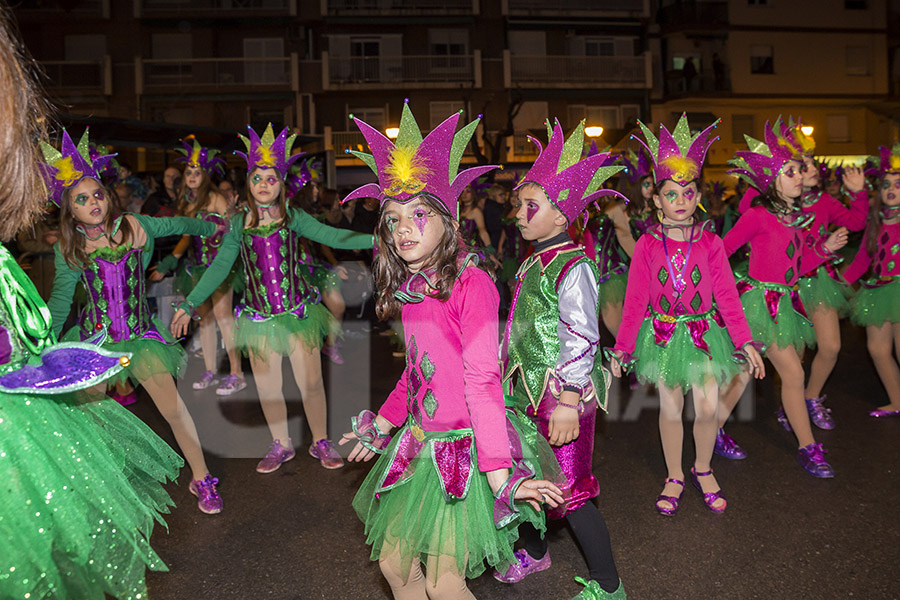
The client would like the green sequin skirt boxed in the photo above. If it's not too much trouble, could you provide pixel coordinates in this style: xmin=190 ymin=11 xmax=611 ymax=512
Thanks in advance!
xmin=0 ymin=391 xmax=182 ymax=600
xmin=797 ymin=266 xmax=850 ymax=316
xmin=632 ymin=314 xmax=742 ymax=389
xmin=850 ymin=278 xmax=900 ymax=327
xmin=739 ymin=282 xmax=816 ymax=353
xmin=598 ymin=271 xmax=628 ymax=309
xmin=352 ymin=415 xmax=547 ymax=583
xmin=234 ymin=302 xmax=336 ymax=358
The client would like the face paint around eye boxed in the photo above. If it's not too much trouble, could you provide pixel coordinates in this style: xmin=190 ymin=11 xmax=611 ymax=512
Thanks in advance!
xmin=683 ymin=188 xmax=695 ymax=201
xmin=267 ymin=177 xmax=278 ymax=186
xmin=784 ymin=168 xmax=796 ymax=178
xmin=412 ymin=210 xmax=428 ymax=236
xmin=526 ymin=202 xmax=539 ymax=223
xmin=386 ymin=217 xmax=398 ymax=234
xmin=93 ymin=189 xmax=105 ymax=201
xmin=251 ymin=174 xmax=262 ymax=185
xmin=664 ymin=190 xmax=679 ymax=202
xmin=75 ymin=194 xmax=88 ymax=206
xmin=642 ymin=180 xmax=652 ymax=189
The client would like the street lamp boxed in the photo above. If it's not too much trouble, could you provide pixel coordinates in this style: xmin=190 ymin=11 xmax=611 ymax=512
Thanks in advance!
xmin=585 ymin=126 xmax=604 ymax=137
xmin=800 ymin=125 xmax=814 ymax=136
xmin=385 ymin=127 xmax=400 ymax=139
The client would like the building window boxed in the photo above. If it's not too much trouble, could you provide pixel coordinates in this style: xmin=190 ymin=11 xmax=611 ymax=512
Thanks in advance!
xmin=750 ymin=45 xmax=773 ymax=74
xmin=244 ymin=38 xmax=286 ymax=84
xmin=568 ymin=105 xmax=620 ymax=129
xmin=826 ymin=115 xmax=850 ymax=143
xmin=846 ymin=46 xmax=871 ymax=76
xmin=348 ymin=107 xmax=386 ymax=131
xmin=621 ymin=105 xmax=641 ymax=128
xmin=732 ymin=114 xmax=754 ymax=144
xmin=64 ymin=35 xmax=106 ymax=61
xmin=428 ymin=30 xmax=468 ymax=71
xmin=429 ymin=101 xmax=465 ymax=129
xmin=845 ymin=0 xmax=867 ymax=8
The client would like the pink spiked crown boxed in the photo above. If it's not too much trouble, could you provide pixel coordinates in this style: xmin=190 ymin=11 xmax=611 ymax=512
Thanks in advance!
xmin=728 ymin=120 xmax=798 ymax=192
xmin=39 ymin=128 xmax=118 ymax=208
xmin=632 ymin=113 xmax=719 ymax=186
xmin=867 ymin=142 xmax=900 ymax=179
xmin=235 ymin=123 xmax=304 ymax=179
xmin=515 ymin=119 xmax=627 ymax=225
xmin=342 ymin=101 xmax=497 ymax=220
xmin=175 ymin=136 xmax=226 ymax=176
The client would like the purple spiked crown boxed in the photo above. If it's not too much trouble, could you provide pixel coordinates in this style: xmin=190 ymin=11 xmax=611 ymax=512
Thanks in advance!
xmin=175 ymin=136 xmax=226 ymax=176
xmin=633 ymin=113 xmax=719 ymax=186
xmin=728 ymin=121 xmax=797 ymax=192
xmin=342 ymin=101 xmax=497 ymax=220
xmin=235 ymin=123 xmax=304 ymax=179
xmin=516 ymin=119 xmax=627 ymax=225
xmin=39 ymin=128 xmax=118 ymax=208
xmin=867 ymin=142 xmax=900 ymax=179
xmin=620 ymin=148 xmax=652 ymax=185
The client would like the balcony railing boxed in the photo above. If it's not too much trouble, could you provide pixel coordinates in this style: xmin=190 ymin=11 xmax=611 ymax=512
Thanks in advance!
xmin=323 ymin=51 xmax=481 ymax=90
xmin=136 ymin=0 xmax=294 ymax=17
xmin=504 ymin=0 xmax=644 ymax=16
xmin=664 ymin=68 xmax=731 ymax=97
xmin=136 ymin=56 xmax=297 ymax=94
xmin=511 ymin=132 xmax=540 ymax=157
xmin=505 ymin=52 xmax=651 ymax=89
xmin=323 ymin=0 xmax=477 ymax=16
xmin=40 ymin=58 xmax=112 ymax=95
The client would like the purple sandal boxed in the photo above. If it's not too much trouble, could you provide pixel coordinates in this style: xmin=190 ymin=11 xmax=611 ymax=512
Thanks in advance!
xmin=655 ymin=477 xmax=684 ymax=516
xmin=690 ymin=467 xmax=727 ymax=514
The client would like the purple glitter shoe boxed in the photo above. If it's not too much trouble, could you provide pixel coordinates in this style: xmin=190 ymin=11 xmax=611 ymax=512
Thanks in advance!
xmin=189 ymin=474 xmax=223 ymax=514
xmin=690 ymin=467 xmax=727 ymax=514
xmin=192 ymin=370 xmax=218 ymax=390
xmin=797 ymin=443 xmax=835 ymax=478
xmin=655 ymin=477 xmax=684 ymax=516
xmin=107 ymin=388 xmax=137 ymax=406
xmin=216 ymin=374 xmax=247 ymax=396
xmin=776 ymin=407 xmax=793 ymax=432
xmin=806 ymin=396 xmax=835 ymax=430
xmin=869 ymin=407 xmax=900 ymax=418
xmin=322 ymin=343 xmax=344 ymax=365
xmin=713 ymin=428 xmax=747 ymax=460
xmin=256 ymin=439 xmax=296 ymax=473
xmin=309 ymin=439 xmax=345 ymax=470
xmin=493 ymin=549 xmax=552 ymax=583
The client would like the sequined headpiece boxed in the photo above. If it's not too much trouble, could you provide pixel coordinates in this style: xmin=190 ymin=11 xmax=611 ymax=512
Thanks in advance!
xmin=38 ymin=128 xmax=117 ymax=208
xmin=235 ymin=123 xmax=303 ymax=179
xmin=516 ymin=119 xmax=626 ymax=225
xmin=620 ymin=148 xmax=652 ymax=185
xmin=88 ymin=142 xmax=120 ymax=183
xmin=285 ymin=157 xmax=319 ymax=198
xmin=867 ymin=142 xmax=900 ymax=179
xmin=728 ymin=121 xmax=797 ymax=192
xmin=342 ymin=101 xmax=497 ymax=220
xmin=633 ymin=114 xmax=719 ymax=186
xmin=175 ymin=136 xmax=226 ymax=176
xmin=777 ymin=115 xmax=816 ymax=158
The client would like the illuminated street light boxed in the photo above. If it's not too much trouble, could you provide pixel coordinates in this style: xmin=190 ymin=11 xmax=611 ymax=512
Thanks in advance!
xmin=800 ymin=125 xmax=814 ymax=136
xmin=585 ymin=126 xmax=604 ymax=137
xmin=385 ymin=127 xmax=400 ymax=139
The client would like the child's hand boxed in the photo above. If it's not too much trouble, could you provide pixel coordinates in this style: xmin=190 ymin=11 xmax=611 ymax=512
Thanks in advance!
xmin=744 ymin=344 xmax=766 ymax=379
xmin=338 ymin=432 xmax=377 ymax=463
xmin=170 ymin=308 xmax=192 ymax=338
xmin=609 ymin=355 xmax=622 ymax=378
xmin=148 ymin=268 xmax=165 ymax=282
xmin=824 ymin=227 xmax=849 ymax=253
xmin=548 ymin=393 xmax=580 ymax=446
xmin=515 ymin=479 xmax=565 ymax=512
xmin=841 ymin=166 xmax=865 ymax=194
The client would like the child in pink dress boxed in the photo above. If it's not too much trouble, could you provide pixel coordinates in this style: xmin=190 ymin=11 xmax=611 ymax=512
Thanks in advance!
xmin=339 ymin=102 xmax=562 ymax=600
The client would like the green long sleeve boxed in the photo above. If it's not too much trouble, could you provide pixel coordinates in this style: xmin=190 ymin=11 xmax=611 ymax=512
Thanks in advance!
xmin=47 ymin=245 xmax=83 ymax=338
xmin=287 ymin=207 xmax=374 ymax=250
xmin=183 ymin=213 xmax=243 ymax=309
xmin=131 ymin=213 xmax=217 ymax=269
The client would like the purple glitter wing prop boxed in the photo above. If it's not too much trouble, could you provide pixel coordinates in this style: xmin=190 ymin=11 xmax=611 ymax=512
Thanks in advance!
xmin=0 ymin=342 xmax=131 ymax=394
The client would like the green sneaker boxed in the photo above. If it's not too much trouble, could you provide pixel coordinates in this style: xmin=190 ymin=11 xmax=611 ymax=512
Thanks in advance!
xmin=570 ymin=576 xmax=626 ymax=600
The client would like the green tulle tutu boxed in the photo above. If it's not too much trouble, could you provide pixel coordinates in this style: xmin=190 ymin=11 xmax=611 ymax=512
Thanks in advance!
xmin=234 ymin=301 xmax=336 ymax=358
xmin=352 ymin=416 xmax=549 ymax=582
xmin=798 ymin=266 xmax=850 ymax=316
xmin=0 ymin=391 xmax=182 ymax=600
xmin=631 ymin=314 xmax=742 ymax=389
xmin=739 ymin=282 xmax=815 ymax=352
xmin=850 ymin=278 xmax=900 ymax=327
xmin=598 ymin=271 xmax=628 ymax=309
xmin=63 ymin=319 xmax=187 ymax=386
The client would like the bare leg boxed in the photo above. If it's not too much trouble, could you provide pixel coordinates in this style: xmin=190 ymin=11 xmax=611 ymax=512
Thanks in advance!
xmin=248 ymin=349 xmax=290 ymax=445
xmin=211 ymin=287 xmax=241 ymax=376
xmin=287 ymin=340 xmax=329 ymax=442
xmin=867 ymin=323 xmax=900 ymax=410
xmin=423 ymin=554 xmax=476 ymax=600
xmin=379 ymin=544 xmax=427 ymax=600
xmin=717 ymin=370 xmax=752 ymax=429
xmin=805 ymin=306 xmax=841 ymax=398
xmin=657 ymin=382 xmax=685 ymax=510
xmin=140 ymin=372 xmax=209 ymax=480
xmin=767 ymin=344 xmax=814 ymax=448
xmin=196 ymin=299 xmax=217 ymax=373
xmin=600 ymin=302 xmax=622 ymax=337
xmin=321 ymin=288 xmax=345 ymax=348
xmin=692 ymin=377 xmax=724 ymax=510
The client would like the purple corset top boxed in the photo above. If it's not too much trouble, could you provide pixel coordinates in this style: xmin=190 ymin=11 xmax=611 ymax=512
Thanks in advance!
xmin=190 ymin=211 xmax=228 ymax=268
xmin=239 ymin=224 xmax=317 ymax=318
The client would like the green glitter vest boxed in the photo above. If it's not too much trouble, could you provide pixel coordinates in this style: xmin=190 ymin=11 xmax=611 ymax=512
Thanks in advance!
xmin=502 ymin=244 xmax=600 ymax=410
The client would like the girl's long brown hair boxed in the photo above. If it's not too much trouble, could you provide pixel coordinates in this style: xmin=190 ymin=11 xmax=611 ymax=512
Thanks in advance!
xmin=375 ymin=194 xmax=483 ymax=320
xmin=58 ymin=180 xmax=133 ymax=270
xmin=176 ymin=167 xmax=215 ymax=217
xmin=867 ymin=183 xmax=884 ymax=258
xmin=0 ymin=7 xmax=52 ymax=242
xmin=244 ymin=168 xmax=290 ymax=229
xmin=626 ymin=175 xmax=651 ymax=217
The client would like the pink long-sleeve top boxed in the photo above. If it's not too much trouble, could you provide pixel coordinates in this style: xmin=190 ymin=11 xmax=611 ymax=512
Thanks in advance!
xmin=614 ymin=224 xmax=754 ymax=355
xmin=842 ymin=222 xmax=900 ymax=284
xmin=378 ymin=265 xmax=512 ymax=472
xmin=723 ymin=205 xmax=832 ymax=286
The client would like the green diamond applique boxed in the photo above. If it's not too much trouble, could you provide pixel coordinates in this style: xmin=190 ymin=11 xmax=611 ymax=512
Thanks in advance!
xmin=891 ymin=243 xmax=899 ymax=255
xmin=889 ymin=260 xmax=896 ymax=271
xmin=690 ymin=265 xmax=701 ymax=286
xmin=420 ymin=352 xmax=435 ymax=383
xmin=422 ymin=389 xmax=438 ymax=419
xmin=690 ymin=291 xmax=702 ymax=312
xmin=785 ymin=266 xmax=794 ymax=283
xmin=660 ymin=295 xmax=671 ymax=313
xmin=785 ymin=240 xmax=795 ymax=259
xmin=657 ymin=266 xmax=669 ymax=286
